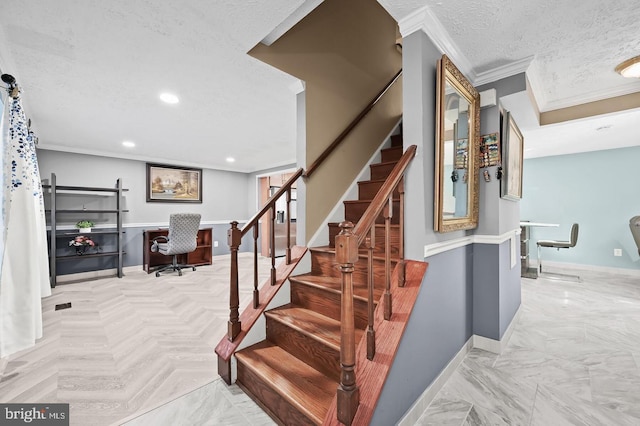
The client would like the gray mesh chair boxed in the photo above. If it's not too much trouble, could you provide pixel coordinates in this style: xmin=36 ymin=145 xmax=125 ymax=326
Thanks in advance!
xmin=151 ymin=213 xmax=201 ymax=277
xmin=631 ymin=216 xmax=640 ymax=256
xmin=537 ymin=223 xmax=579 ymax=279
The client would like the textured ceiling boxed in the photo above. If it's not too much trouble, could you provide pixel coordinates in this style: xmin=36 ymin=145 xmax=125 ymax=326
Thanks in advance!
xmin=1 ymin=0 xmax=640 ymax=170
xmin=380 ymin=0 xmax=640 ymax=158
xmin=0 ymin=0 xmax=306 ymax=172
xmin=426 ymin=0 xmax=640 ymax=110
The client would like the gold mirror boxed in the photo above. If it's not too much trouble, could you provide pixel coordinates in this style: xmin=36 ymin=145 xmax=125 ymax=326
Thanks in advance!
xmin=434 ymin=54 xmax=480 ymax=232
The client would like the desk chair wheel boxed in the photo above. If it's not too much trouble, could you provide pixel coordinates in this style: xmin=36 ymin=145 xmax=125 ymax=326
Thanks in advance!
xmin=192 ymin=266 xmax=196 ymax=271
xmin=155 ymin=271 xmax=160 ymax=277
xmin=178 ymin=270 xmax=182 ymax=276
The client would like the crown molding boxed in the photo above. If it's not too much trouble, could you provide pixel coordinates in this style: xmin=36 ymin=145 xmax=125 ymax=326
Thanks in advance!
xmin=288 ymin=79 xmax=305 ymax=94
xmin=474 ymin=56 xmax=534 ymax=86
xmin=398 ymin=5 xmax=475 ymax=80
xmin=541 ymin=83 xmax=640 ymax=112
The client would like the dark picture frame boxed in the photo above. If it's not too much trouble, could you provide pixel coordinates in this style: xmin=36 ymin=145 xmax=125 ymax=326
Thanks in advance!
xmin=146 ymin=163 xmax=202 ymax=203
xmin=500 ymin=111 xmax=524 ymax=201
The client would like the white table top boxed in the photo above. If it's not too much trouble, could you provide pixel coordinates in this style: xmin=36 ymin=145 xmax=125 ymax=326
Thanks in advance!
xmin=520 ymin=222 xmax=559 ymax=227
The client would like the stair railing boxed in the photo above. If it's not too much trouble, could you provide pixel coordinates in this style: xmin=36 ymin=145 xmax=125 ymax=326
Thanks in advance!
xmin=303 ymin=69 xmax=402 ymax=178
xmin=335 ymin=144 xmax=416 ymax=425
xmin=226 ymin=167 xmax=304 ymax=341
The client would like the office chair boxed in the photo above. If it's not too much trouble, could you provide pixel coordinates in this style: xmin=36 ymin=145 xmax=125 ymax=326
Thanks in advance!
xmin=151 ymin=213 xmax=201 ymax=277
xmin=536 ymin=223 xmax=580 ymax=281
xmin=631 ymin=216 xmax=640 ymax=256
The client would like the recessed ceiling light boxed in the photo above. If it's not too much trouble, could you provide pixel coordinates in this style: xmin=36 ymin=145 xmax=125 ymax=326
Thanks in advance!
xmin=226 ymin=157 xmax=235 ymax=163
xmin=122 ymin=140 xmax=135 ymax=148
xmin=615 ymin=55 xmax=640 ymax=78
xmin=159 ymin=92 xmax=179 ymax=104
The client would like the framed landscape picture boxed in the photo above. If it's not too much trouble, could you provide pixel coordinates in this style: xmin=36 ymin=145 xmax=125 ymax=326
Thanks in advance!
xmin=500 ymin=111 xmax=524 ymax=201
xmin=146 ymin=163 xmax=202 ymax=203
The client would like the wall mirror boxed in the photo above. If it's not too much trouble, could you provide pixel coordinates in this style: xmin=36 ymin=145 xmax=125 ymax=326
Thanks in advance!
xmin=434 ymin=54 xmax=480 ymax=232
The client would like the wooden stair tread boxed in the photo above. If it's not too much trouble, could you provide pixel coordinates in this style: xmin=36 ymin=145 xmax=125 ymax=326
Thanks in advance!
xmin=371 ymin=160 xmax=398 ymax=167
xmin=343 ymin=198 xmax=400 ymax=204
xmin=290 ymin=273 xmax=383 ymax=301
xmin=328 ymin=222 xmax=400 ymax=228
xmin=267 ymin=304 xmax=364 ymax=350
xmin=236 ymin=340 xmax=335 ymax=424
xmin=357 ymin=177 xmax=396 ymax=185
xmin=310 ymin=245 xmax=400 ymax=261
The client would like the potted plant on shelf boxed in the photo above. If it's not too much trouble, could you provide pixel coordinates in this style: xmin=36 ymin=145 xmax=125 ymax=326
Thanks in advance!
xmin=76 ymin=220 xmax=95 ymax=233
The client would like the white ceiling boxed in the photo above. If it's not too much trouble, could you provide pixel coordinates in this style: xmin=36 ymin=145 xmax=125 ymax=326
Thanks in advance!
xmin=1 ymin=1 xmax=639 ymax=171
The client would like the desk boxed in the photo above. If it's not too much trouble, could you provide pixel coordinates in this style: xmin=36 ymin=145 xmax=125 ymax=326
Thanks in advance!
xmin=143 ymin=228 xmax=213 ymax=273
xmin=519 ymin=222 xmax=558 ymax=278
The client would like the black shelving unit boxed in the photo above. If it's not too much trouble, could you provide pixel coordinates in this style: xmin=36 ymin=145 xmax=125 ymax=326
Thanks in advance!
xmin=44 ymin=173 xmax=128 ymax=287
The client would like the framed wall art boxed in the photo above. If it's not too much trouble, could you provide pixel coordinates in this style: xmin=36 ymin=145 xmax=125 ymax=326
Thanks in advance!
xmin=500 ymin=111 xmax=524 ymax=201
xmin=146 ymin=163 xmax=202 ymax=203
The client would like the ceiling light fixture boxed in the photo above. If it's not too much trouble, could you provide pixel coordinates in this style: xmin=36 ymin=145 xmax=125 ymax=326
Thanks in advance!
xmin=226 ymin=157 xmax=235 ymax=163
xmin=122 ymin=141 xmax=135 ymax=148
xmin=159 ymin=92 xmax=179 ymax=104
xmin=615 ymin=55 xmax=640 ymax=78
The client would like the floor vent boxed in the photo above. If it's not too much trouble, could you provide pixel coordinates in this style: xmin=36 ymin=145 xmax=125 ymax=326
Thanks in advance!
xmin=55 ymin=302 xmax=72 ymax=311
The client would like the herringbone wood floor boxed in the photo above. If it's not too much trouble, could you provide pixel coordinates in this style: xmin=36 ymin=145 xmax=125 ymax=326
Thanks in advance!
xmin=0 ymin=253 xmax=274 ymax=426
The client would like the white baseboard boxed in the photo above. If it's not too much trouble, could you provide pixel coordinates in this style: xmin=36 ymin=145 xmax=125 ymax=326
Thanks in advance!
xmin=398 ymin=306 xmax=521 ymax=425
xmin=532 ymin=259 xmax=640 ymax=277
xmin=473 ymin=306 xmax=521 ymax=355
xmin=397 ymin=338 xmax=473 ymax=426
xmin=55 ymin=265 xmax=141 ymax=284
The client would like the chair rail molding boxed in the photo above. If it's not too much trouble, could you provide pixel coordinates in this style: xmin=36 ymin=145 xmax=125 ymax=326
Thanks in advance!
xmin=423 ymin=228 xmax=521 ymax=258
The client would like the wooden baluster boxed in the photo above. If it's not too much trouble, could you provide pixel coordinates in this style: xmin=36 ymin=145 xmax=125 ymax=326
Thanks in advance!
xmin=336 ymin=221 xmax=360 ymax=425
xmin=383 ymin=197 xmax=392 ymax=321
xmin=270 ymin=205 xmax=276 ymax=285
xmin=366 ymin=228 xmax=375 ymax=360
xmin=286 ymin=188 xmax=292 ymax=264
xmin=227 ymin=221 xmax=242 ymax=340
xmin=397 ymin=179 xmax=406 ymax=287
xmin=253 ymin=223 xmax=259 ymax=309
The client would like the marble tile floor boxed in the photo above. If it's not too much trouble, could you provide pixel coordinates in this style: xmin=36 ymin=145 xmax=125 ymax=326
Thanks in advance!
xmin=416 ymin=268 xmax=640 ymax=426
xmin=0 ymin=253 xmax=276 ymax=426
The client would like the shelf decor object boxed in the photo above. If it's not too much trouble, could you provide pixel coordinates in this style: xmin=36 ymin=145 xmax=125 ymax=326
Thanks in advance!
xmin=76 ymin=220 xmax=94 ymax=233
xmin=69 ymin=235 xmax=97 ymax=255
xmin=43 ymin=173 xmax=128 ymax=287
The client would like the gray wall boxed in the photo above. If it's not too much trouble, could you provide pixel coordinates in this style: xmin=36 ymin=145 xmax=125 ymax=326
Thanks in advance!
xmin=370 ymin=31 xmax=524 ymax=425
xmin=477 ymin=75 xmax=525 ymax=236
xmin=374 ymin=247 xmax=473 ymax=424
xmin=38 ymin=150 xmax=258 ymax=275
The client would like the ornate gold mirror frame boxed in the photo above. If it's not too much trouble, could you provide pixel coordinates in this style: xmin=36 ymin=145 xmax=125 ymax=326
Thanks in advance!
xmin=434 ymin=54 xmax=480 ymax=232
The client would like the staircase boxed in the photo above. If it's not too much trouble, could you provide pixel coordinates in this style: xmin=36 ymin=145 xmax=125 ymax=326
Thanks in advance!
xmin=234 ymin=134 xmax=404 ymax=425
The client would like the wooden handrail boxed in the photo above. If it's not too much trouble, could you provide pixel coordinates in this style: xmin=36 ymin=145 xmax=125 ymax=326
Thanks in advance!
xmin=334 ymin=144 xmax=416 ymax=425
xmin=304 ymin=70 xmax=403 ymax=178
xmin=352 ymin=145 xmax=416 ymax=244
xmin=240 ymin=168 xmax=304 ymax=237
xmin=227 ymin=167 xmax=304 ymax=341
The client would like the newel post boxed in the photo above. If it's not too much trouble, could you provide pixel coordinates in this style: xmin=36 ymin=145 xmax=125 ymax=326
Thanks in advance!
xmin=227 ymin=221 xmax=242 ymax=340
xmin=335 ymin=221 xmax=360 ymax=425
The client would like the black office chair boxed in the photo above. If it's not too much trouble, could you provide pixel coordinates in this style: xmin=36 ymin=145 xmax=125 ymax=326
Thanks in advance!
xmin=151 ymin=213 xmax=201 ymax=277
xmin=537 ymin=223 xmax=579 ymax=280
xmin=631 ymin=216 xmax=640 ymax=256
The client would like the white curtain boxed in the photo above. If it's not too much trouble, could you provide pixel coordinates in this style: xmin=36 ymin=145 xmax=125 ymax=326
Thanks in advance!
xmin=0 ymin=90 xmax=51 ymax=358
